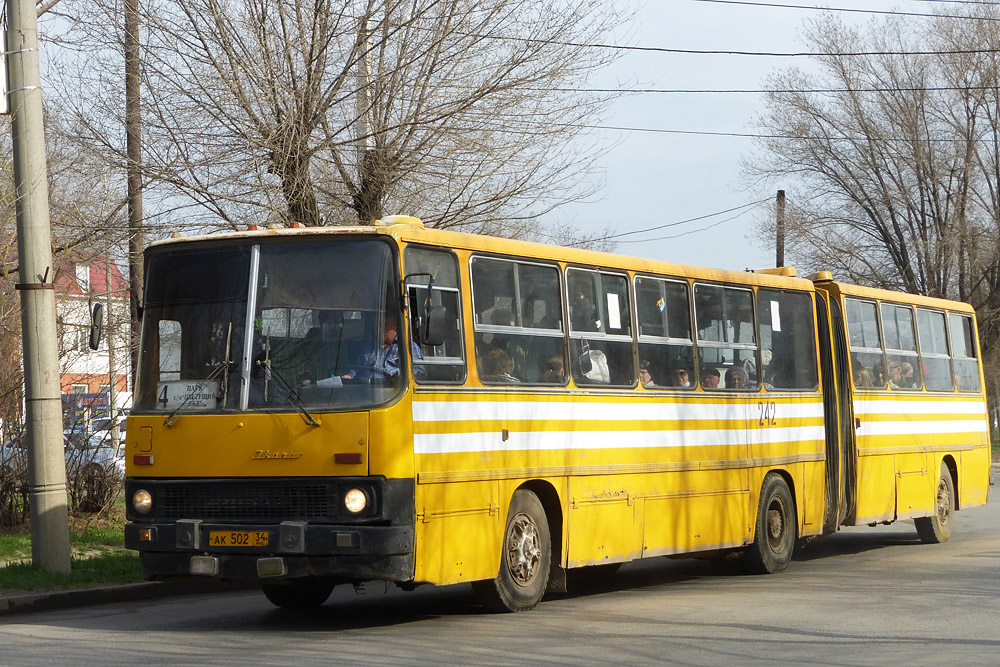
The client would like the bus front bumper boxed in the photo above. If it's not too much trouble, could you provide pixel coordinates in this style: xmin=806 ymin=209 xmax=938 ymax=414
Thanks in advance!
xmin=125 ymin=521 xmax=414 ymax=582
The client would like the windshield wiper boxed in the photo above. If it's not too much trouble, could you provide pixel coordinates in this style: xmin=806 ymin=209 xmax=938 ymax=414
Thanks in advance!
xmin=256 ymin=359 xmax=321 ymax=427
xmin=163 ymin=359 xmax=232 ymax=428
xmin=164 ymin=323 xmax=234 ymax=428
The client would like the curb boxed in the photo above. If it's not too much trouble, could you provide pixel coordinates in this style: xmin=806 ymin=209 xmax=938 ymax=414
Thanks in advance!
xmin=0 ymin=580 xmax=257 ymax=617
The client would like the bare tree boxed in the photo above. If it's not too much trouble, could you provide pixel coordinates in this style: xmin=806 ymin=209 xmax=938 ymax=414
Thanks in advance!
xmin=748 ymin=10 xmax=1000 ymax=418
xmin=48 ymin=0 xmax=626 ymax=237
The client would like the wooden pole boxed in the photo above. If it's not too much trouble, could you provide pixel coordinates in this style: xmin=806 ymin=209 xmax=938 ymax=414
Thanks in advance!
xmin=776 ymin=189 xmax=786 ymax=267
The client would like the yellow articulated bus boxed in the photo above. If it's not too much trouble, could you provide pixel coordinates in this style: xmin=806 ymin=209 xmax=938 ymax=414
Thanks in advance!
xmin=124 ymin=216 xmax=991 ymax=611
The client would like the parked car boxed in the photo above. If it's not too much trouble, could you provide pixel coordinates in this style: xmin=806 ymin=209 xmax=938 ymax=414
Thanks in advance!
xmin=1 ymin=431 xmax=123 ymax=475
xmin=90 ymin=417 xmax=127 ymax=436
xmin=0 ymin=435 xmax=27 ymax=479
xmin=65 ymin=434 xmax=125 ymax=476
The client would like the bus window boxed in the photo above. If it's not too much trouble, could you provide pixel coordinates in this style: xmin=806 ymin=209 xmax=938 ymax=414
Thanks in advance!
xmin=567 ymin=269 xmax=635 ymax=387
xmin=882 ymin=303 xmax=921 ymax=390
xmin=694 ymin=284 xmax=758 ymax=390
xmin=404 ymin=246 xmax=466 ymax=384
xmin=249 ymin=239 xmax=403 ymax=409
xmin=844 ymin=298 xmax=886 ymax=389
xmin=471 ymin=257 xmax=565 ymax=385
xmin=136 ymin=244 xmax=252 ymax=411
xmin=157 ymin=320 xmax=182 ymax=381
xmin=949 ymin=313 xmax=981 ymax=392
xmin=757 ymin=289 xmax=818 ymax=390
xmin=916 ymin=309 xmax=952 ymax=391
xmin=636 ymin=277 xmax=694 ymax=389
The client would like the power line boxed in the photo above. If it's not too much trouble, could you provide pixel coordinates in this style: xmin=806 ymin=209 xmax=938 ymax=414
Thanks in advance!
xmin=565 ymin=198 xmax=771 ymax=246
xmin=547 ymin=85 xmax=1000 ymax=95
xmin=585 ymin=123 xmax=988 ymax=142
xmin=690 ymin=0 xmax=1000 ymax=22
xmin=499 ymin=39 xmax=1000 ymax=58
xmin=618 ymin=206 xmax=763 ymax=244
xmin=333 ymin=4 xmax=1000 ymax=58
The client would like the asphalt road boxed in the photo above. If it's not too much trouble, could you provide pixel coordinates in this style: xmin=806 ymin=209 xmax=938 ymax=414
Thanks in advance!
xmin=2 ymin=471 xmax=997 ymax=666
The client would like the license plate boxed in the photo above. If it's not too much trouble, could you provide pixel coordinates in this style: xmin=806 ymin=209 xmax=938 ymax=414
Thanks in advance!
xmin=208 ymin=531 xmax=269 ymax=547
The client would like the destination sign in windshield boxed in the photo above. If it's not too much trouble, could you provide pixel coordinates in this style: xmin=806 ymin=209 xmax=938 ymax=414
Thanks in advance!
xmin=156 ymin=380 xmax=221 ymax=410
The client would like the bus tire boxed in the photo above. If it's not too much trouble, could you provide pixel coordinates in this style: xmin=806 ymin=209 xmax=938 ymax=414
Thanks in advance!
xmin=262 ymin=578 xmax=335 ymax=609
xmin=744 ymin=473 xmax=796 ymax=574
xmin=914 ymin=463 xmax=954 ymax=544
xmin=473 ymin=489 xmax=550 ymax=612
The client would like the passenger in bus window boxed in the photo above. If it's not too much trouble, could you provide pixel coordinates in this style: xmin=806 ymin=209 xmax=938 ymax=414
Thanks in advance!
xmin=489 ymin=309 xmax=530 ymax=378
xmin=570 ymin=287 xmax=599 ymax=332
xmin=853 ymin=363 xmax=873 ymax=388
xmin=899 ymin=362 xmax=916 ymax=388
xmin=872 ymin=361 xmax=886 ymax=387
xmin=671 ymin=368 xmax=691 ymax=388
xmin=725 ymin=366 xmax=748 ymax=389
xmin=639 ymin=361 xmax=663 ymax=388
xmin=887 ymin=360 xmax=903 ymax=388
xmin=544 ymin=356 xmax=566 ymax=384
xmin=482 ymin=347 xmax=520 ymax=384
xmin=702 ymin=368 xmax=720 ymax=389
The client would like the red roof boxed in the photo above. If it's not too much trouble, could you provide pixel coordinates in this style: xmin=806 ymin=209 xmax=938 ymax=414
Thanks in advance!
xmin=53 ymin=254 xmax=130 ymax=296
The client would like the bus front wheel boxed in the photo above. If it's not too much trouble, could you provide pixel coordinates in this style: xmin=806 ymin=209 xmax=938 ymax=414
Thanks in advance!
xmin=914 ymin=463 xmax=954 ymax=544
xmin=744 ymin=473 xmax=796 ymax=574
xmin=262 ymin=578 xmax=335 ymax=609
xmin=473 ymin=489 xmax=551 ymax=612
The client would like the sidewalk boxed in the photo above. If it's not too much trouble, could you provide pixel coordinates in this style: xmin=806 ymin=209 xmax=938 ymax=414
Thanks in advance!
xmin=1 ymin=580 xmax=256 ymax=617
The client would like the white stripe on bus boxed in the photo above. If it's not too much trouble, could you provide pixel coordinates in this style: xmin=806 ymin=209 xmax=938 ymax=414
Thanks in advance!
xmin=412 ymin=399 xmax=825 ymax=423
xmin=413 ymin=426 xmax=827 ymax=455
xmin=857 ymin=420 xmax=989 ymax=437
xmin=852 ymin=399 xmax=986 ymax=416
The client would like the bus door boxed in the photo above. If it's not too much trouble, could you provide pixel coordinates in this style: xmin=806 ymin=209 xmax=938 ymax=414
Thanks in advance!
xmin=815 ymin=290 xmax=857 ymax=533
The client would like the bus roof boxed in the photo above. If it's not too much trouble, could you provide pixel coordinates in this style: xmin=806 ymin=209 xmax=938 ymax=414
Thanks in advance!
xmin=147 ymin=217 xmax=819 ymax=292
xmin=817 ymin=278 xmax=975 ymax=314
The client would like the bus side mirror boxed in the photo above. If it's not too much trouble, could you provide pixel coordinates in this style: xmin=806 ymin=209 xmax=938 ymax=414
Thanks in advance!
xmin=89 ymin=303 xmax=104 ymax=351
xmin=421 ymin=304 xmax=447 ymax=347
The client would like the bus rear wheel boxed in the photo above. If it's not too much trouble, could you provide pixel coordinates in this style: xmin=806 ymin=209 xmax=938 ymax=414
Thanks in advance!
xmin=915 ymin=463 xmax=954 ymax=544
xmin=744 ymin=473 xmax=796 ymax=574
xmin=262 ymin=578 xmax=335 ymax=609
xmin=473 ymin=489 xmax=551 ymax=612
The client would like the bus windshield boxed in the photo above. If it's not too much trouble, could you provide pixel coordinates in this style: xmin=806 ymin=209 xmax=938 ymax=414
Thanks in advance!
xmin=135 ymin=238 xmax=403 ymax=414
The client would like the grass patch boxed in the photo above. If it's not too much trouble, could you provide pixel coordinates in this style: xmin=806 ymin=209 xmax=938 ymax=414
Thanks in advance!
xmin=0 ymin=533 xmax=32 ymax=563
xmin=0 ymin=524 xmax=125 ymax=562
xmin=0 ymin=511 xmax=142 ymax=594
xmin=71 ymin=524 xmax=125 ymax=547
xmin=0 ymin=551 xmax=141 ymax=593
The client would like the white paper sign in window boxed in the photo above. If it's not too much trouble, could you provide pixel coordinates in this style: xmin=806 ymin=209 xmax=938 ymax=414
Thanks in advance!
xmin=607 ymin=293 xmax=622 ymax=331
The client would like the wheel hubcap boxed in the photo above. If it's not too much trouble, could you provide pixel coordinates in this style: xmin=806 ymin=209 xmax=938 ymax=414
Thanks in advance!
xmin=766 ymin=498 xmax=786 ymax=552
xmin=506 ymin=512 xmax=541 ymax=586
xmin=936 ymin=477 xmax=952 ymax=523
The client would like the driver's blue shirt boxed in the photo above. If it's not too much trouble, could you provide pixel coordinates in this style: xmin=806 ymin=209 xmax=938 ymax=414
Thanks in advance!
xmin=345 ymin=336 xmax=425 ymax=380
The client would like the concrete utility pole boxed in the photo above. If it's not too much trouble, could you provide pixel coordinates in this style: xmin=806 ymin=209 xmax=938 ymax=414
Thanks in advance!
xmin=775 ymin=189 xmax=786 ymax=268
xmin=7 ymin=0 xmax=72 ymax=571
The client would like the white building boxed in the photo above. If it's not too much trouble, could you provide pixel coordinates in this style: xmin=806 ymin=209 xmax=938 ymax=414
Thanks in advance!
xmin=54 ymin=254 xmax=132 ymax=427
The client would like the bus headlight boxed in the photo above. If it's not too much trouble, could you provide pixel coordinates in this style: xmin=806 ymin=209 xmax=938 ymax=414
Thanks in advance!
xmin=133 ymin=489 xmax=153 ymax=515
xmin=344 ymin=488 xmax=368 ymax=514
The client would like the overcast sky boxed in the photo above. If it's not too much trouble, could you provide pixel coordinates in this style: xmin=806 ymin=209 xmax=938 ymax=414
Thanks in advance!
xmin=552 ymin=0 xmax=937 ymax=272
